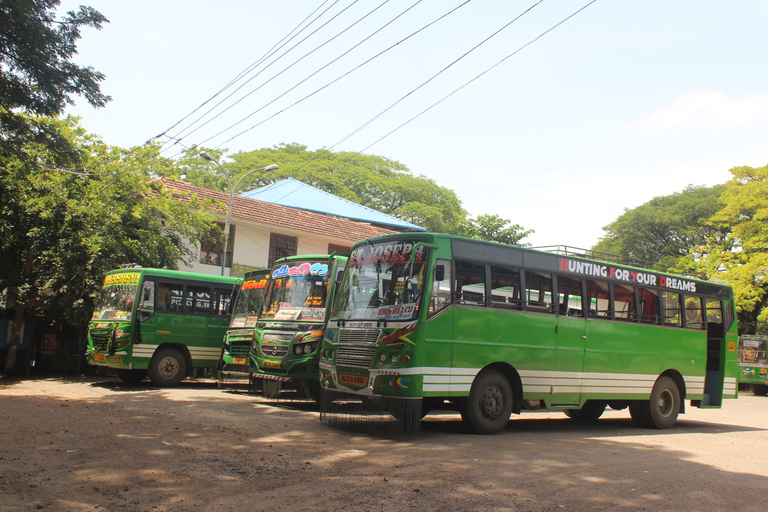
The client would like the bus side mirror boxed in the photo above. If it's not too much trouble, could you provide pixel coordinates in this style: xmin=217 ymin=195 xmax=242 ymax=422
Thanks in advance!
xmin=435 ymin=265 xmax=445 ymax=282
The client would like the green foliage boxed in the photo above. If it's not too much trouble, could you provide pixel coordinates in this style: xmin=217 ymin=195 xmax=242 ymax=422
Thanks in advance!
xmin=458 ymin=214 xmax=533 ymax=246
xmin=0 ymin=116 xmax=219 ymax=327
xmin=693 ymin=164 xmax=768 ymax=334
xmin=0 ymin=0 xmax=110 ymax=157
xmin=593 ymin=185 xmax=727 ymax=271
xmin=179 ymin=143 xmax=468 ymax=234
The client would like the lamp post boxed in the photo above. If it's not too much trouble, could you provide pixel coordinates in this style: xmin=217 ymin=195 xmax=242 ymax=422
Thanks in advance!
xmin=200 ymin=152 xmax=279 ymax=276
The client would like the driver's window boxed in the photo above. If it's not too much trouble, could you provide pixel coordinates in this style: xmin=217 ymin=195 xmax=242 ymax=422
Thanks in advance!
xmin=428 ymin=259 xmax=452 ymax=317
xmin=139 ymin=281 xmax=155 ymax=321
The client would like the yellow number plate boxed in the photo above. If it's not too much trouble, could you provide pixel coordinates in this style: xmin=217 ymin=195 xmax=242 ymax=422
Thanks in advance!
xmin=232 ymin=358 xmax=246 ymax=365
xmin=263 ymin=360 xmax=281 ymax=368
xmin=93 ymin=353 xmax=107 ymax=362
xmin=339 ymin=374 xmax=367 ymax=386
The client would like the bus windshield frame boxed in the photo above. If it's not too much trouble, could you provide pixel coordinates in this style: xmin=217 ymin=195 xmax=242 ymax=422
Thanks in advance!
xmin=230 ymin=273 xmax=269 ymax=328
xmin=91 ymin=272 xmax=140 ymax=321
xmin=332 ymin=239 xmax=429 ymax=322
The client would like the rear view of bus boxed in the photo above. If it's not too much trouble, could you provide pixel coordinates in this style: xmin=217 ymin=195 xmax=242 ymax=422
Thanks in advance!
xmin=320 ymin=233 xmax=738 ymax=434
xmin=216 ymin=269 xmax=269 ymax=388
xmin=248 ymin=254 xmax=347 ymax=401
xmin=738 ymin=336 xmax=768 ymax=396
xmin=87 ymin=267 xmax=241 ymax=387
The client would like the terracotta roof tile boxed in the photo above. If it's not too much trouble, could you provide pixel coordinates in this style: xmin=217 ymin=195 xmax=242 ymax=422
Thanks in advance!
xmin=157 ymin=179 xmax=396 ymax=242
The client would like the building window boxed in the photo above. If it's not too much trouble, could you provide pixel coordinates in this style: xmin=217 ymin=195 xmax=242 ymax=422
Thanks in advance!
xmin=200 ymin=223 xmax=235 ymax=268
xmin=328 ymin=243 xmax=351 ymax=254
xmin=268 ymin=233 xmax=297 ymax=267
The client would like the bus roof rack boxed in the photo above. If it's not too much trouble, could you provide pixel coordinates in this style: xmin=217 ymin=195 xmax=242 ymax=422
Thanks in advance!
xmin=531 ymin=245 xmax=708 ymax=280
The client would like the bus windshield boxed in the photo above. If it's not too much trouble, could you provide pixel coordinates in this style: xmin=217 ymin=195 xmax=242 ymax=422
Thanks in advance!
xmin=260 ymin=260 xmax=330 ymax=322
xmin=333 ymin=239 xmax=428 ymax=322
xmin=91 ymin=273 xmax=140 ymax=321
xmin=230 ymin=275 xmax=268 ymax=328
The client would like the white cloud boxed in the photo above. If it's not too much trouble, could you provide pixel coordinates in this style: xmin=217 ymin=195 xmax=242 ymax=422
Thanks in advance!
xmin=623 ymin=91 xmax=768 ymax=136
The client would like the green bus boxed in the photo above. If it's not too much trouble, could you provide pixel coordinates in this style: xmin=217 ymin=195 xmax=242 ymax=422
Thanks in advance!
xmin=319 ymin=233 xmax=738 ymax=434
xmin=248 ymin=253 xmax=348 ymax=401
xmin=87 ymin=267 xmax=241 ymax=387
xmin=737 ymin=335 xmax=768 ymax=396
xmin=216 ymin=269 xmax=270 ymax=387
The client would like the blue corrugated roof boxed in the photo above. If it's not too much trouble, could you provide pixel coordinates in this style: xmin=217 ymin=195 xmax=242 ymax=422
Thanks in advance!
xmin=241 ymin=178 xmax=427 ymax=232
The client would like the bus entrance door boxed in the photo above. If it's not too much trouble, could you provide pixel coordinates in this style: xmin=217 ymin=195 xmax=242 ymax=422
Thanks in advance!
xmin=552 ymin=315 xmax=586 ymax=407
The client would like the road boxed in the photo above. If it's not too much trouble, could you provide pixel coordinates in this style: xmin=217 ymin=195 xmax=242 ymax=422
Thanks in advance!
xmin=1 ymin=377 xmax=767 ymax=511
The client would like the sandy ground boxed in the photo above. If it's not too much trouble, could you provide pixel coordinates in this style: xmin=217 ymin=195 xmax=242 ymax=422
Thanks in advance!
xmin=2 ymin=376 xmax=768 ymax=512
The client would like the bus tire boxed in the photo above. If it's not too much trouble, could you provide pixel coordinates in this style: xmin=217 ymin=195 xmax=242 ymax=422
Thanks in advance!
xmin=752 ymin=384 xmax=768 ymax=396
xmin=628 ymin=400 xmax=649 ymax=427
xmin=640 ymin=376 xmax=681 ymax=429
xmin=148 ymin=348 xmax=186 ymax=387
xmin=116 ymin=369 xmax=146 ymax=384
xmin=461 ymin=369 xmax=513 ymax=435
xmin=564 ymin=400 xmax=606 ymax=421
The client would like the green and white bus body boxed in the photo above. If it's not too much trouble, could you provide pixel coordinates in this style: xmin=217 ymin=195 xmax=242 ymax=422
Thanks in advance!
xmin=319 ymin=233 xmax=738 ymax=434
xmin=86 ymin=267 xmax=241 ymax=387
xmin=216 ymin=269 xmax=270 ymax=387
xmin=248 ymin=253 xmax=348 ymax=401
xmin=737 ymin=336 xmax=768 ymax=396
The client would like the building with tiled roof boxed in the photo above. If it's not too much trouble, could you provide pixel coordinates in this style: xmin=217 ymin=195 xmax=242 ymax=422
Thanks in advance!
xmin=157 ymin=179 xmax=398 ymax=277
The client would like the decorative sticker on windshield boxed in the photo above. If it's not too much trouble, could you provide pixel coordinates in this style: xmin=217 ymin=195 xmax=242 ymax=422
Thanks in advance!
xmin=274 ymin=308 xmax=302 ymax=320
xmin=301 ymin=308 xmax=326 ymax=321
xmin=103 ymin=272 xmax=140 ymax=286
xmin=349 ymin=241 xmax=427 ymax=266
xmin=359 ymin=304 xmax=418 ymax=320
xmin=272 ymin=262 xmax=329 ymax=279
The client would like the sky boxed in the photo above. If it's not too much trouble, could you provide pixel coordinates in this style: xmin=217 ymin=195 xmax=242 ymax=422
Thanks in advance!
xmin=58 ymin=0 xmax=768 ymax=248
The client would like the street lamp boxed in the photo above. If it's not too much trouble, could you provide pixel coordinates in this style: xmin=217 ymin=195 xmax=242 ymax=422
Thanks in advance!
xmin=200 ymin=152 xmax=279 ymax=276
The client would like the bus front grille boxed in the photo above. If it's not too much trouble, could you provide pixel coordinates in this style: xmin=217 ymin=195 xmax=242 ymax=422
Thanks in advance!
xmin=261 ymin=343 xmax=289 ymax=358
xmin=336 ymin=346 xmax=376 ymax=368
xmin=91 ymin=335 xmax=110 ymax=351
xmin=338 ymin=328 xmax=381 ymax=344
xmin=228 ymin=344 xmax=250 ymax=356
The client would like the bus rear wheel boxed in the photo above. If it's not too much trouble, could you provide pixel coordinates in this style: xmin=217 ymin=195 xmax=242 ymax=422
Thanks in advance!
xmin=752 ymin=384 xmax=768 ymax=396
xmin=564 ymin=400 xmax=606 ymax=421
xmin=148 ymin=348 xmax=186 ymax=387
xmin=632 ymin=376 xmax=680 ymax=429
xmin=461 ymin=369 xmax=513 ymax=435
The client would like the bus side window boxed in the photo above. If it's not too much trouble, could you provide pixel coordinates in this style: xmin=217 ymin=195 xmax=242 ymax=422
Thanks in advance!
xmin=586 ymin=279 xmax=611 ymax=317
xmin=186 ymin=286 xmax=212 ymax=316
xmin=214 ymin=288 xmax=234 ymax=316
xmin=557 ymin=275 xmax=584 ymax=317
xmin=524 ymin=270 xmax=553 ymax=314
xmin=490 ymin=265 xmax=521 ymax=310
xmin=639 ymin=288 xmax=660 ymax=324
xmin=684 ymin=295 xmax=704 ymax=329
xmin=613 ymin=283 xmax=636 ymax=321
xmin=158 ymin=282 xmax=183 ymax=313
xmin=661 ymin=291 xmax=682 ymax=326
xmin=455 ymin=260 xmax=486 ymax=305
xmin=139 ymin=281 xmax=156 ymax=320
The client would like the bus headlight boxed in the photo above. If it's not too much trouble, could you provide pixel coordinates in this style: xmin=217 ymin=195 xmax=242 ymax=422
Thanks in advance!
xmin=303 ymin=344 xmax=313 ymax=355
xmin=380 ymin=352 xmax=387 ymax=363
xmin=390 ymin=353 xmax=399 ymax=365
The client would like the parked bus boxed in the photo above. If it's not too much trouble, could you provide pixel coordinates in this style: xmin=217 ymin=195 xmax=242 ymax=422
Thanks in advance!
xmin=319 ymin=233 xmax=738 ymax=434
xmin=248 ymin=253 xmax=348 ymax=401
xmin=738 ymin=335 xmax=768 ymax=396
xmin=87 ymin=266 xmax=241 ymax=387
xmin=216 ymin=269 xmax=270 ymax=387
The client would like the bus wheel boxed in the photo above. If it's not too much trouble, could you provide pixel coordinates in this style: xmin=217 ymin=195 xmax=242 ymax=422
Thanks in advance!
xmin=461 ymin=370 xmax=513 ymax=435
xmin=564 ymin=400 xmax=606 ymax=421
xmin=116 ymin=369 xmax=146 ymax=384
xmin=639 ymin=376 xmax=680 ymax=429
xmin=148 ymin=348 xmax=186 ymax=387
xmin=752 ymin=384 xmax=768 ymax=396
xmin=628 ymin=400 xmax=649 ymax=427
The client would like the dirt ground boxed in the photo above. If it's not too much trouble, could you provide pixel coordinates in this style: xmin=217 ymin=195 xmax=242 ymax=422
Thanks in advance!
xmin=2 ymin=376 xmax=768 ymax=512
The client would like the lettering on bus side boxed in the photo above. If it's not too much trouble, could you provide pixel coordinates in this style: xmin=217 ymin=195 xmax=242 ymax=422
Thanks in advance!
xmin=558 ymin=258 xmax=697 ymax=293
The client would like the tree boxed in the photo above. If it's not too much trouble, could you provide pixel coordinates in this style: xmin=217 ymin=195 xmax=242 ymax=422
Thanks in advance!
xmin=1 ymin=116 xmax=219 ymax=373
xmin=459 ymin=214 xmax=533 ymax=246
xmin=1 ymin=0 xmax=110 ymax=157
xmin=592 ymin=185 xmax=727 ymax=271
xmin=693 ymin=165 xmax=768 ymax=334
xmin=179 ymin=143 xmax=469 ymax=234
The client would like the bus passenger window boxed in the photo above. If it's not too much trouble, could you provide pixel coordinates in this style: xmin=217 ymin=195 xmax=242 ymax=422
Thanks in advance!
xmin=524 ymin=270 xmax=553 ymax=314
xmin=214 ymin=288 xmax=234 ymax=316
xmin=639 ymin=288 xmax=660 ymax=324
xmin=661 ymin=292 xmax=682 ymax=326
xmin=684 ymin=296 xmax=704 ymax=329
xmin=613 ymin=284 xmax=636 ymax=321
xmin=490 ymin=265 xmax=521 ymax=310
xmin=158 ymin=283 xmax=183 ymax=313
xmin=186 ymin=286 xmax=212 ymax=315
xmin=455 ymin=260 xmax=486 ymax=305
xmin=557 ymin=275 xmax=584 ymax=317
xmin=586 ymin=279 xmax=611 ymax=317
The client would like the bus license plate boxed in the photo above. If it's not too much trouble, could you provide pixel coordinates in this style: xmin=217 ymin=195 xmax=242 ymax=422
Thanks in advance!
xmin=93 ymin=353 xmax=107 ymax=362
xmin=263 ymin=360 xmax=281 ymax=368
xmin=232 ymin=358 xmax=246 ymax=365
xmin=339 ymin=374 xmax=367 ymax=386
